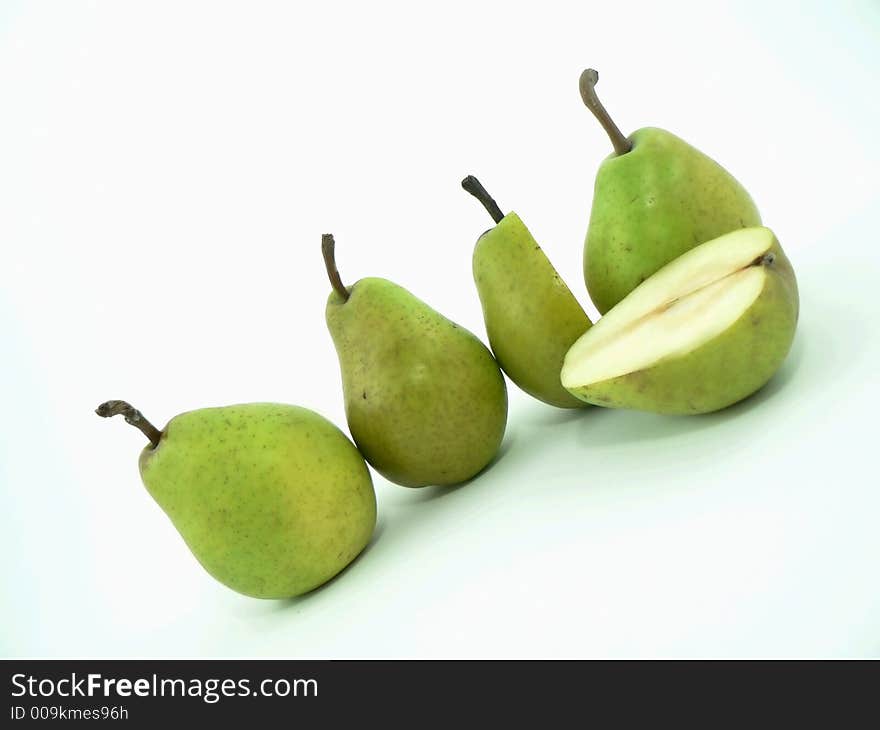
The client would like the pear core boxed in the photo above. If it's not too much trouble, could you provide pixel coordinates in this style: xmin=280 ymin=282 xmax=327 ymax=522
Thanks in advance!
xmin=562 ymin=227 xmax=776 ymax=388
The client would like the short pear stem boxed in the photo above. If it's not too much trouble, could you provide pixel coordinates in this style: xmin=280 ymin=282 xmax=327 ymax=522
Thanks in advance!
xmin=96 ymin=400 xmax=162 ymax=448
xmin=322 ymin=233 xmax=349 ymax=302
xmin=461 ymin=175 xmax=505 ymax=224
xmin=579 ymin=69 xmax=632 ymax=156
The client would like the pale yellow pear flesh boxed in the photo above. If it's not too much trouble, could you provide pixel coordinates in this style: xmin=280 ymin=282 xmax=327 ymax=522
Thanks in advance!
xmin=562 ymin=227 xmax=799 ymax=414
xmin=473 ymin=212 xmax=592 ymax=409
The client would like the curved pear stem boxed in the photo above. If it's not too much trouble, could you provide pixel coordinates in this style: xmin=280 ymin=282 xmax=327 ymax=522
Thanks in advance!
xmin=461 ymin=175 xmax=505 ymax=224
xmin=579 ymin=69 xmax=632 ymax=156
xmin=96 ymin=400 xmax=162 ymax=448
xmin=322 ymin=233 xmax=349 ymax=302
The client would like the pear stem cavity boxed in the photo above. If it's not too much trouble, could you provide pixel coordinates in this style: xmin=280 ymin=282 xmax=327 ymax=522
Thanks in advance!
xmin=461 ymin=175 xmax=505 ymax=224
xmin=96 ymin=400 xmax=162 ymax=448
xmin=579 ymin=69 xmax=632 ymax=157
xmin=322 ymin=233 xmax=350 ymax=302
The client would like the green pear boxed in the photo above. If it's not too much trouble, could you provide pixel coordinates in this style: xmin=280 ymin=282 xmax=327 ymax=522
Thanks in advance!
xmin=561 ymin=227 xmax=798 ymax=414
xmin=96 ymin=401 xmax=376 ymax=599
xmin=579 ymin=69 xmax=762 ymax=314
xmin=463 ymin=175 xmax=592 ymax=409
xmin=322 ymin=234 xmax=507 ymax=487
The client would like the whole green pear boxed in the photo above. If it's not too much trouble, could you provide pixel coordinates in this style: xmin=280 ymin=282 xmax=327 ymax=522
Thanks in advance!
xmin=96 ymin=401 xmax=376 ymax=599
xmin=322 ymin=234 xmax=507 ymax=487
xmin=561 ymin=227 xmax=798 ymax=414
xmin=579 ymin=69 xmax=762 ymax=314
xmin=463 ymin=175 xmax=592 ymax=409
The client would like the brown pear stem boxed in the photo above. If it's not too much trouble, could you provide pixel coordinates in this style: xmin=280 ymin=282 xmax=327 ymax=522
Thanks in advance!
xmin=322 ymin=233 xmax=349 ymax=302
xmin=461 ymin=175 xmax=505 ymax=224
xmin=96 ymin=400 xmax=162 ymax=448
xmin=579 ymin=69 xmax=632 ymax=156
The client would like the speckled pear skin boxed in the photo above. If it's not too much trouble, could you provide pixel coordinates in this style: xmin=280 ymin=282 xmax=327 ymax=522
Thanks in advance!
xmin=568 ymin=238 xmax=798 ymax=414
xmin=138 ymin=403 xmax=376 ymax=599
xmin=326 ymin=278 xmax=508 ymax=488
xmin=585 ymin=127 xmax=761 ymax=314
xmin=473 ymin=212 xmax=592 ymax=408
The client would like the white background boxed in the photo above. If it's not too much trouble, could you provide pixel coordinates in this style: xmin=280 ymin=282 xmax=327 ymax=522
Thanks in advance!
xmin=2 ymin=0 xmax=879 ymax=658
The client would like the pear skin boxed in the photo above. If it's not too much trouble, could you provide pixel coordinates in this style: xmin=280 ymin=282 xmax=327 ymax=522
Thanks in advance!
xmin=323 ymin=236 xmax=507 ymax=487
xmin=579 ymin=70 xmax=761 ymax=314
xmin=464 ymin=176 xmax=591 ymax=408
xmin=585 ymin=128 xmax=761 ymax=313
xmin=99 ymin=401 xmax=376 ymax=599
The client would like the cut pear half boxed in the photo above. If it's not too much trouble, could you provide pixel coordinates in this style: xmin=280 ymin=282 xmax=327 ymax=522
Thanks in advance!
xmin=561 ymin=227 xmax=799 ymax=415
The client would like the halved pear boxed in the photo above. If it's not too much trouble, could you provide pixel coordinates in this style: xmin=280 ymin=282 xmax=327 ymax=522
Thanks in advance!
xmin=561 ymin=227 xmax=798 ymax=414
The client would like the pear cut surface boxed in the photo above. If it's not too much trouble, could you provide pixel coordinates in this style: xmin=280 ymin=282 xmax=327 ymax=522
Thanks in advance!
xmin=563 ymin=227 xmax=775 ymax=388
